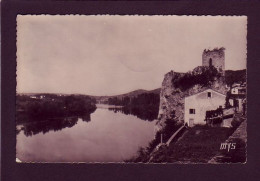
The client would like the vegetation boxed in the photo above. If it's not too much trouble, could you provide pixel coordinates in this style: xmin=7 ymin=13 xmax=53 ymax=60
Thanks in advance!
xmin=16 ymin=94 xmax=96 ymax=123
xmin=126 ymin=116 xmax=183 ymax=162
xmin=203 ymin=47 xmax=225 ymax=53
xmin=131 ymin=114 xmax=245 ymax=163
xmin=108 ymin=93 xmax=160 ymax=107
xmin=125 ymin=67 xmax=246 ymax=163
xmin=216 ymin=137 xmax=246 ymax=163
xmin=108 ymin=93 xmax=160 ymax=121
xmin=205 ymin=107 xmax=224 ymax=125
xmin=108 ymin=96 xmax=130 ymax=106
xmin=149 ymin=125 xmax=235 ymax=163
xmin=173 ymin=66 xmax=221 ymax=91
xmin=172 ymin=67 xmax=246 ymax=90
xmin=225 ymin=91 xmax=232 ymax=108
xmin=109 ymin=105 xmax=158 ymax=121
xmin=231 ymin=113 xmax=245 ymax=129
xmin=146 ymin=119 xmax=182 ymax=152
xmin=206 ymin=107 xmax=223 ymax=118
xmin=225 ymin=69 xmax=246 ymax=87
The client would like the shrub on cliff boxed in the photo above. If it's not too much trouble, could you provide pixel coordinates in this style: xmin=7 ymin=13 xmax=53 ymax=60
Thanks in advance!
xmin=172 ymin=66 xmax=221 ymax=91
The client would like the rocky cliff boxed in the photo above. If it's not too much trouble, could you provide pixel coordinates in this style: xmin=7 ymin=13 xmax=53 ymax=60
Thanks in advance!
xmin=156 ymin=66 xmax=228 ymax=131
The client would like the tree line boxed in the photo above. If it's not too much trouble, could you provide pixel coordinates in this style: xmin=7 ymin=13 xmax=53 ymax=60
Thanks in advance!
xmin=107 ymin=93 xmax=160 ymax=121
xmin=16 ymin=94 xmax=96 ymax=123
xmin=108 ymin=93 xmax=160 ymax=107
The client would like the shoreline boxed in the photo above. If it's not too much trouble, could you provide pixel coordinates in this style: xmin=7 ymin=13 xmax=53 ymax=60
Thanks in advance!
xmin=96 ymin=104 xmax=123 ymax=109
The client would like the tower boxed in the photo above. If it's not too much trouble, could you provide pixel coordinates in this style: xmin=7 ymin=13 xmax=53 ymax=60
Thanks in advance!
xmin=202 ymin=48 xmax=225 ymax=75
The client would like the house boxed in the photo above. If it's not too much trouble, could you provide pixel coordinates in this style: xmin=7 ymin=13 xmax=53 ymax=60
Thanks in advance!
xmin=229 ymin=95 xmax=246 ymax=113
xmin=205 ymin=107 xmax=235 ymax=128
xmin=184 ymin=89 xmax=226 ymax=127
xmin=229 ymin=83 xmax=246 ymax=113
xmin=231 ymin=84 xmax=246 ymax=95
xmin=40 ymin=95 xmax=45 ymax=99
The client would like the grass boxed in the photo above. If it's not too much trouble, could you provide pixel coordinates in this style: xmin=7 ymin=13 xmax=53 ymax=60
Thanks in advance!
xmin=151 ymin=125 xmax=235 ymax=163
xmin=127 ymin=114 xmax=245 ymax=163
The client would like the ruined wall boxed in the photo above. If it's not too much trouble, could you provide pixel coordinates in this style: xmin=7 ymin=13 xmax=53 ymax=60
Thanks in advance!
xmin=156 ymin=67 xmax=227 ymax=131
xmin=202 ymin=48 xmax=225 ymax=75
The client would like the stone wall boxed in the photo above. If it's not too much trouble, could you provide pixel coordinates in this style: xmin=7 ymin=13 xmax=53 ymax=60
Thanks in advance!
xmin=202 ymin=48 xmax=225 ymax=75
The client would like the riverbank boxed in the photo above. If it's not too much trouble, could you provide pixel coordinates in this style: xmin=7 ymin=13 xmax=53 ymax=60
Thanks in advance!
xmin=16 ymin=94 xmax=97 ymax=124
xmin=148 ymin=126 xmax=234 ymax=163
xmin=129 ymin=113 xmax=246 ymax=163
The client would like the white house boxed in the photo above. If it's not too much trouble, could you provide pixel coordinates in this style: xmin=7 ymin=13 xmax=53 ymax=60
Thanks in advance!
xmin=229 ymin=83 xmax=246 ymax=113
xmin=231 ymin=85 xmax=246 ymax=95
xmin=184 ymin=89 xmax=226 ymax=127
xmin=40 ymin=95 xmax=45 ymax=99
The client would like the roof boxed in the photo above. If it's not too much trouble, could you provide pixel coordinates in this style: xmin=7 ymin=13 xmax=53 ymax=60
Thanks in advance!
xmin=185 ymin=88 xmax=226 ymax=99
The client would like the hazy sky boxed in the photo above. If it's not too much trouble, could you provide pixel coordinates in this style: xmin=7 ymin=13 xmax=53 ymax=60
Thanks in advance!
xmin=17 ymin=15 xmax=247 ymax=96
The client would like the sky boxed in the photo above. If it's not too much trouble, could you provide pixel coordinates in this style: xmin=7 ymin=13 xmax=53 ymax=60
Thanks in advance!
xmin=17 ymin=15 xmax=247 ymax=96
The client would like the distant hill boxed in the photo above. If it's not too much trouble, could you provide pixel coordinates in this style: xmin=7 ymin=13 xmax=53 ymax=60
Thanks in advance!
xmin=18 ymin=69 xmax=245 ymax=102
xmin=116 ymin=88 xmax=160 ymax=98
xmin=17 ymin=88 xmax=161 ymax=100
xmin=94 ymin=88 xmax=161 ymax=103
xmin=225 ymin=69 xmax=246 ymax=86
xmin=115 ymin=89 xmax=149 ymax=98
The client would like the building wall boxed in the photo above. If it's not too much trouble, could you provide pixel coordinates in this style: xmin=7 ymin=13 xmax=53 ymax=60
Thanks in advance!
xmin=184 ymin=89 xmax=226 ymax=126
xmin=238 ymin=99 xmax=243 ymax=112
xmin=202 ymin=48 xmax=225 ymax=74
xmin=229 ymin=99 xmax=234 ymax=106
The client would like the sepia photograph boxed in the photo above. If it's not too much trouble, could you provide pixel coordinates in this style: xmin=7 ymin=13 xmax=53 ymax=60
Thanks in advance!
xmin=16 ymin=15 xmax=247 ymax=163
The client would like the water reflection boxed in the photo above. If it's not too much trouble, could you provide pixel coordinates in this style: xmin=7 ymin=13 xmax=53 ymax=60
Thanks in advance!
xmin=16 ymin=108 xmax=156 ymax=162
xmin=17 ymin=114 xmax=91 ymax=137
xmin=108 ymin=106 xmax=158 ymax=121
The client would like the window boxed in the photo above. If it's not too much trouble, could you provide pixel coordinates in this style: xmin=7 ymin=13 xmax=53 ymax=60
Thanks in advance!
xmin=208 ymin=92 xmax=212 ymax=98
xmin=209 ymin=58 xmax=213 ymax=67
xmin=189 ymin=109 xmax=195 ymax=114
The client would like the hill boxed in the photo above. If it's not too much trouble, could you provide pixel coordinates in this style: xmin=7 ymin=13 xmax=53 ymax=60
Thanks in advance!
xmin=94 ymin=88 xmax=161 ymax=103
xmin=17 ymin=88 xmax=161 ymax=102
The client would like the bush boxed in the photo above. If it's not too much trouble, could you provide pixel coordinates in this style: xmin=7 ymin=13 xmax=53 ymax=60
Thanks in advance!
xmin=173 ymin=66 xmax=221 ymax=91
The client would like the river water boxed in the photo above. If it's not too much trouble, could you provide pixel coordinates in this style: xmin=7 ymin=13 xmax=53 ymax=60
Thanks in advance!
xmin=16 ymin=104 xmax=156 ymax=162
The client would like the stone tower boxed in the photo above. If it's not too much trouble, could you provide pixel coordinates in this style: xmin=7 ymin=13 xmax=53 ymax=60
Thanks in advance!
xmin=202 ymin=48 xmax=225 ymax=75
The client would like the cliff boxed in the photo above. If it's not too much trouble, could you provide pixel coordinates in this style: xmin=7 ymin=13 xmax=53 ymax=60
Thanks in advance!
xmin=156 ymin=66 xmax=228 ymax=130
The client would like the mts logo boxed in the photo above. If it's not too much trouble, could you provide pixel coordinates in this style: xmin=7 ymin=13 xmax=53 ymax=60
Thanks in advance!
xmin=220 ymin=143 xmax=236 ymax=152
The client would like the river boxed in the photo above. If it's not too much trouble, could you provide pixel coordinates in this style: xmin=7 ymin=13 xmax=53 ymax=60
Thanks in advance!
xmin=16 ymin=104 xmax=157 ymax=162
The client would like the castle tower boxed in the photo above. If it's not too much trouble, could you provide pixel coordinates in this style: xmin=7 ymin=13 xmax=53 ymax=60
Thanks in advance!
xmin=202 ymin=48 xmax=225 ymax=75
